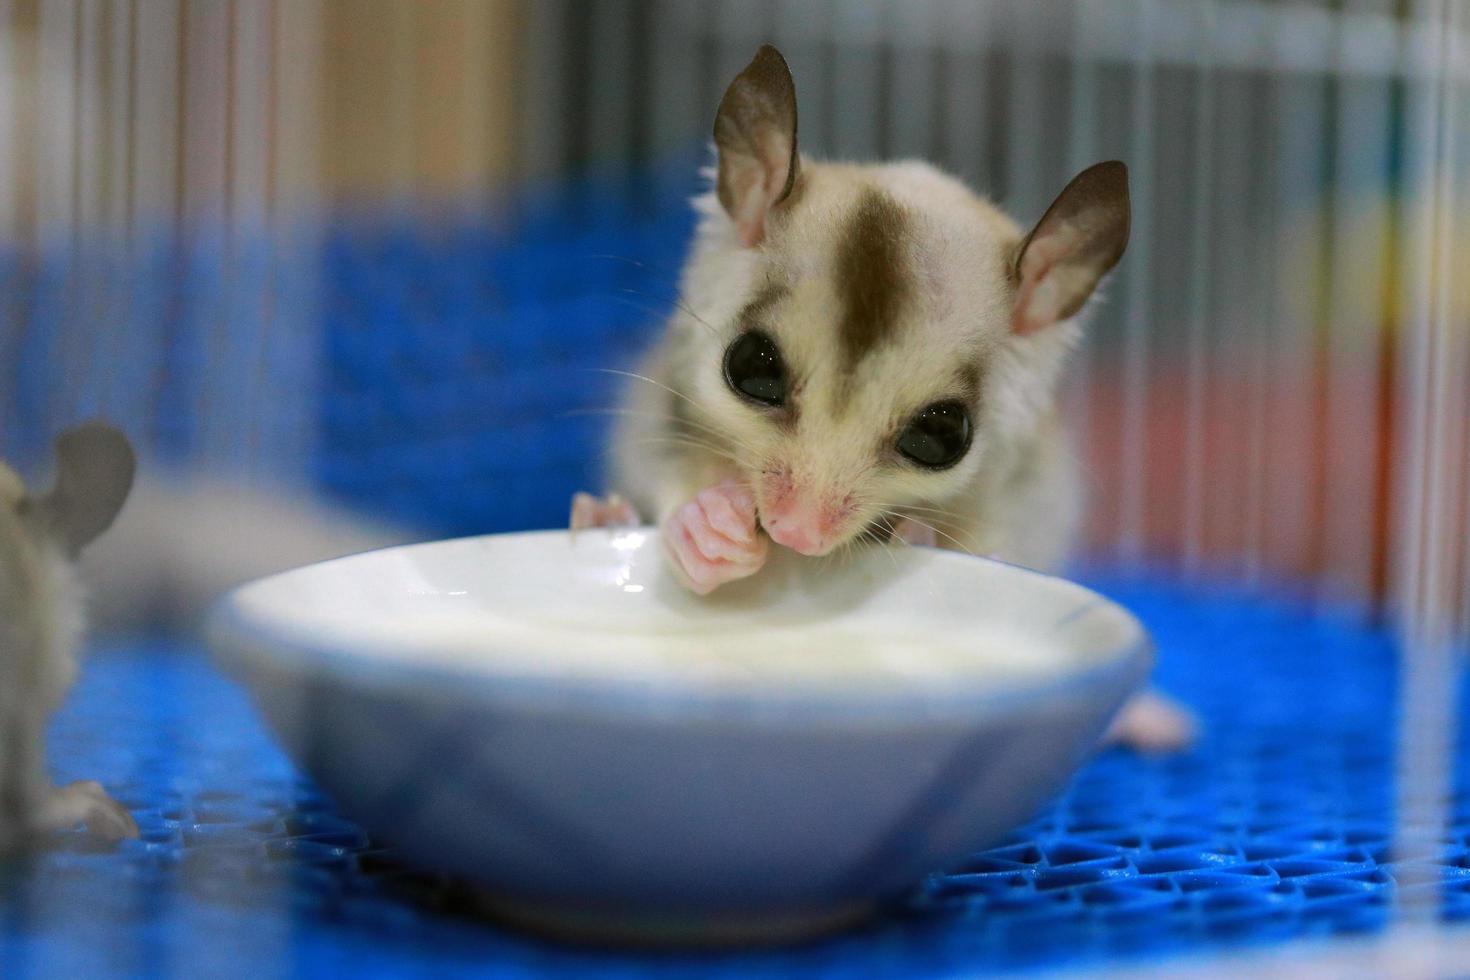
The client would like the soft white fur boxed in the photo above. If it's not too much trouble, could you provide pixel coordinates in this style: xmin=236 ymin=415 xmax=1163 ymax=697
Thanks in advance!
xmin=610 ymin=156 xmax=1084 ymax=571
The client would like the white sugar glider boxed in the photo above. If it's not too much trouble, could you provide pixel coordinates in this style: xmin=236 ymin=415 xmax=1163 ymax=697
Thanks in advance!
xmin=572 ymin=45 xmax=1194 ymax=751
xmin=0 ymin=423 xmax=140 ymax=851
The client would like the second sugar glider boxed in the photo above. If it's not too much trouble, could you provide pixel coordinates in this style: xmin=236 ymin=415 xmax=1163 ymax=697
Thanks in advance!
xmin=572 ymin=45 xmax=1193 ymax=751
xmin=0 ymin=423 xmax=140 ymax=852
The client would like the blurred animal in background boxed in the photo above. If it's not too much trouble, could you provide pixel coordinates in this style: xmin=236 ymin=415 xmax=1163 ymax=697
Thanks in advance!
xmin=0 ymin=423 xmax=139 ymax=849
xmin=0 ymin=423 xmax=415 ymax=851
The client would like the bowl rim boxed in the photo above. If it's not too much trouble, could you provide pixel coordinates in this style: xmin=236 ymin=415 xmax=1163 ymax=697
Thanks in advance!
xmin=205 ymin=529 xmax=1154 ymax=727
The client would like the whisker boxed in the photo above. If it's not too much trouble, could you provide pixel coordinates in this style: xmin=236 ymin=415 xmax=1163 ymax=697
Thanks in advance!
xmin=583 ymin=371 xmax=766 ymax=461
xmin=561 ymin=405 xmax=764 ymax=459
xmin=868 ymin=501 xmax=973 ymax=523
xmin=632 ymin=435 xmax=729 ymax=456
xmin=868 ymin=505 xmax=981 ymax=549
xmin=580 ymin=256 xmax=721 ymax=338
xmin=632 ymin=437 xmax=755 ymax=471
xmin=638 ymin=289 xmax=723 ymax=339
xmin=563 ymin=405 xmax=729 ymax=441
xmin=608 ymin=288 xmax=722 ymax=340
xmin=879 ymin=510 xmax=981 ymax=558
xmin=604 ymin=293 xmax=687 ymax=330
xmin=586 ymin=252 xmax=682 ymax=280
xmin=586 ymin=368 xmax=704 ymax=411
xmin=871 ymin=515 xmax=942 ymax=600
xmin=871 ymin=530 xmax=902 ymax=576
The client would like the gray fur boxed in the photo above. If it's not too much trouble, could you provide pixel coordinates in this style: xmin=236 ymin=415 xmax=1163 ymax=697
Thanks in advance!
xmin=0 ymin=423 xmax=139 ymax=852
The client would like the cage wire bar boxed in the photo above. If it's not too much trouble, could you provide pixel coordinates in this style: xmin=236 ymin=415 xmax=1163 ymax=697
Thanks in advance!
xmin=1119 ymin=0 xmax=1156 ymax=570
xmin=0 ymin=0 xmax=323 ymax=479
xmin=1393 ymin=0 xmax=1467 ymax=927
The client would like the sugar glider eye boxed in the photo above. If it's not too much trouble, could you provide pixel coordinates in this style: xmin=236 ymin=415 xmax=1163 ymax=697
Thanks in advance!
xmin=723 ymin=331 xmax=787 ymax=407
xmin=897 ymin=401 xmax=972 ymax=470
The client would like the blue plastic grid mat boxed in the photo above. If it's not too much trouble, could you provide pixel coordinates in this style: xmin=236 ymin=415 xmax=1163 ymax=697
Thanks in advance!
xmin=318 ymin=167 xmax=704 ymax=536
xmin=3 ymin=576 xmax=1467 ymax=978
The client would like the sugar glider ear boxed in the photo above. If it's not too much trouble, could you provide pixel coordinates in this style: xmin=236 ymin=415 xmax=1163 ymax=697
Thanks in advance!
xmin=1012 ymin=161 xmax=1130 ymax=335
xmin=714 ymin=44 xmax=800 ymax=248
xmin=31 ymin=422 xmax=136 ymax=556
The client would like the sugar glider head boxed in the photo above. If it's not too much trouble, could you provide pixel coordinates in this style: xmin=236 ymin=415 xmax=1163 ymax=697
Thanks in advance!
xmin=674 ymin=45 xmax=1130 ymax=557
xmin=10 ymin=423 xmax=136 ymax=559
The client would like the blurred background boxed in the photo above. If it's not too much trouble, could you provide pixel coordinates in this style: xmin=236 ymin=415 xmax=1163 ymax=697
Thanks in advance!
xmin=0 ymin=0 xmax=1468 ymax=971
xmin=1 ymin=0 xmax=1466 ymax=636
xmin=0 ymin=0 xmax=1464 ymax=621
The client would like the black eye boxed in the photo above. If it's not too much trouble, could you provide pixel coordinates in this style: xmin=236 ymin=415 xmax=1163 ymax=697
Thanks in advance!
xmin=723 ymin=331 xmax=787 ymax=407
xmin=897 ymin=401 xmax=972 ymax=470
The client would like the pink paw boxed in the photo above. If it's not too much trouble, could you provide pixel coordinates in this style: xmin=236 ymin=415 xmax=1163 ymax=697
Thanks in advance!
xmin=662 ymin=481 xmax=769 ymax=594
xmin=570 ymin=492 xmax=641 ymax=530
xmin=38 ymin=781 xmax=139 ymax=841
xmin=1102 ymin=691 xmax=1198 ymax=753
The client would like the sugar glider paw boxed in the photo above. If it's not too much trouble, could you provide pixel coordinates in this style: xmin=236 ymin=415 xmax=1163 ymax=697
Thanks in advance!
xmin=38 ymin=780 xmax=139 ymax=841
xmin=1103 ymin=691 xmax=1198 ymax=754
xmin=570 ymin=492 xmax=641 ymax=531
xmin=663 ymin=481 xmax=769 ymax=595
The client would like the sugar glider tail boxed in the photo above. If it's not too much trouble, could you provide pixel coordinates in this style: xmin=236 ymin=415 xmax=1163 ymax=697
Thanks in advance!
xmin=77 ymin=472 xmax=420 ymax=634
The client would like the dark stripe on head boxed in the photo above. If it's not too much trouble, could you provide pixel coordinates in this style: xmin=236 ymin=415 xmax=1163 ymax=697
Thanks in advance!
xmin=736 ymin=281 xmax=788 ymax=329
xmin=836 ymin=190 xmax=910 ymax=370
xmin=957 ymin=362 xmax=983 ymax=405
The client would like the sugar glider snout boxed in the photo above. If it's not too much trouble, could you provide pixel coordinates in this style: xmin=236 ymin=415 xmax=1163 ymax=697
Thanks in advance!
xmin=761 ymin=508 xmax=827 ymax=556
xmin=757 ymin=470 xmax=852 ymax=557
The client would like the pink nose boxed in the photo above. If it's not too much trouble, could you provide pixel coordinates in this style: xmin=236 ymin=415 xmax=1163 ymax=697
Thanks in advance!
xmin=763 ymin=511 xmax=827 ymax=556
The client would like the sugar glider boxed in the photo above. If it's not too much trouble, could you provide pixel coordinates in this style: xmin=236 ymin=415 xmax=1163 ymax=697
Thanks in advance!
xmin=573 ymin=45 xmax=1193 ymax=751
xmin=0 ymin=423 xmax=140 ymax=851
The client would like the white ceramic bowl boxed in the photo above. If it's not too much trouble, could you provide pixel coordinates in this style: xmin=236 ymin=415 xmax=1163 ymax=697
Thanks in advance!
xmin=206 ymin=528 xmax=1150 ymax=945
